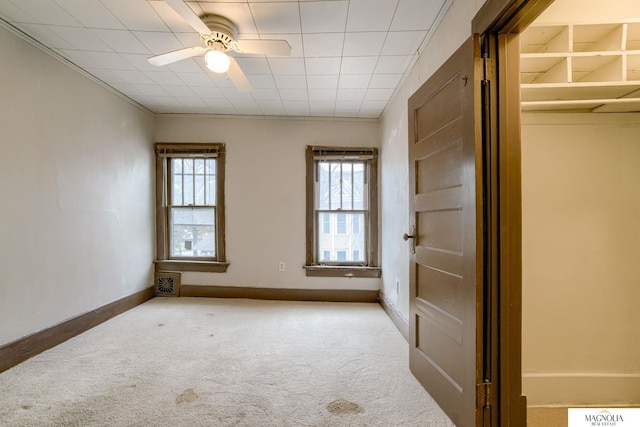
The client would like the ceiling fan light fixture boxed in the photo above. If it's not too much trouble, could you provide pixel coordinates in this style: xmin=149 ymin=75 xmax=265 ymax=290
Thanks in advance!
xmin=205 ymin=50 xmax=230 ymax=73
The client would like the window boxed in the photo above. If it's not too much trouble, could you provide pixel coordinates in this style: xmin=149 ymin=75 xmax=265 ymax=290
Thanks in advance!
xmin=305 ymin=146 xmax=380 ymax=278
xmin=155 ymin=143 xmax=228 ymax=272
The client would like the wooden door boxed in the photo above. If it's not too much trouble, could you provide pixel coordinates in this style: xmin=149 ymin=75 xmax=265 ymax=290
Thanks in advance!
xmin=407 ymin=36 xmax=483 ymax=426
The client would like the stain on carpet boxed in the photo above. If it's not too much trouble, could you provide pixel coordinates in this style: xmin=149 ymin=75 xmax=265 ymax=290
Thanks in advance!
xmin=327 ymin=399 xmax=363 ymax=415
xmin=157 ymin=323 xmax=165 ymax=327
xmin=176 ymin=388 xmax=199 ymax=404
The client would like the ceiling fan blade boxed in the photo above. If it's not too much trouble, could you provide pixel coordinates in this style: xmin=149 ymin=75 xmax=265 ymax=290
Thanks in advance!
xmin=233 ymin=39 xmax=292 ymax=56
xmin=227 ymin=57 xmax=253 ymax=93
xmin=148 ymin=46 xmax=206 ymax=66
xmin=163 ymin=0 xmax=211 ymax=34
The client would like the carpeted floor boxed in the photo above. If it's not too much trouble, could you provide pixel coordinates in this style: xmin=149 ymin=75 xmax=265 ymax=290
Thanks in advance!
xmin=0 ymin=297 xmax=455 ymax=426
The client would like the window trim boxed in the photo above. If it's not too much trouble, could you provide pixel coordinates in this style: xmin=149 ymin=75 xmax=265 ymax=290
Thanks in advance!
xmin=154 ymin=143 xmax=228 ymax=273
xmin=304 ymin=145 xmax=380 ymax=278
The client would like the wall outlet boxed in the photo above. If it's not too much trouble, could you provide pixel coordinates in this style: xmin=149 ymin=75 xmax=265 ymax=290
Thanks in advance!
xmin=278 ymin=261 xmax=286 ymax=272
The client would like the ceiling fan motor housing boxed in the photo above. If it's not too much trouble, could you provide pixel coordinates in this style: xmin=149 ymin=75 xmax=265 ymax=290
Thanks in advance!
xmin=201 ymin=15 xmax=237 ymax=51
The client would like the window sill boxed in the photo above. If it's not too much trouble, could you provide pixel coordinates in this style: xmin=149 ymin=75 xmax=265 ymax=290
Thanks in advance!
xmin=155 ymin=260 xmax=229 ymax=273
xmin=303 ymin=265 xmax=381 ymax=278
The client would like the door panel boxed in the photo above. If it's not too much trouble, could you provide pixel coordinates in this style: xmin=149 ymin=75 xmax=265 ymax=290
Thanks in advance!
xmin=408 ymin=36 xmax=482 ymax=426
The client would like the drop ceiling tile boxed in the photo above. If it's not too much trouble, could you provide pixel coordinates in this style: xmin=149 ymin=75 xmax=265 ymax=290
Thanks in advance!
xmin=84 ymin=52 xmax=135 ymax=70
xmin=390 ymin=0 xmax=444 ymax=31
xmin=82 ymin=68 xmax=123 ymax=84
xmin=111 ymin=70 xmax=155 ymax=85
xmin=250 ymin=89 xmax=280 ymax=100
xmin=336 ymin=88 xmax=366 ymax=101
xmin=305 ymin=57 xmax=341 ymax=75
xmin=358 ymin=109 xmax=381 ymax=118
xmin=335 ymin=100 xmax=363 ymax=112
xmin=279 ymin=89 xmax=308 ymax=101
xmin=250 ymin=2 xmax=301 ymax=34
xmin=193 ymin=87 xmax=225 ymax=98
xmin=235 ymin=57 xmax=271 ymax=74
xmin=59 ymin=49 xmax=103 ymax=68
xmin=50 ymin=27 xmax=112 ymax=52
xmin=148 ymin=1 xmax=194 ymax=33
xmin=0 ymin=2 xmax=36 ymax=23
xmin=274 ymin=74 xmax=307 ymax=89
xmin=255 ymin=99 xmax=285 ymax=110
xmin=145 ymin=71 xmax=185 ymax=85
xmin=381 ymin=31 xmax=426 ymax=55
xmin=369 ymin=73 xmax=403 ymax=88
xmin=221 ymin=88 xmax=253 ymax=100
xmin=199 ymin=2 xmax=257 ymax=34
xmin=300 ymin=1 xmax=348 ymax=33
xmin=204 ymin=98 xmax=234 ymax=109
xmin=10 ymin=0 xmax=80 ymax=26
xmin=338 ymin=74 xmax=371 ymax=89
xmin=136 ymin=85 xmax=171 ymax=97
xmin=374 ymin=55 xmax=414 ymax=74
xmin=307 ymin=75 xmax=339 ymax=89
xmin=283 ymin=100 xmax=310 ymax=116
xmin=303 ymin=33 xmax=344 ymax=58
xmin=18 ymin=23 xmax=75 ymax=49
xmin=364 ymin=88 xmax=394 ymax=101
xmin=169 ymin=34 xmax=200 ymax=51
xmin=178 ymin=72 xmax=213 ymax=86
xmin=268 ymin=57 xmax=305 ymax=75
xmin=55 ymin=0 xmax=125 ymax=30
xmin=163 ymin=85 xmax=199 ymax=97
xmin=108 ymin=83 xmax=144 ymax=96
xmin=341 ymin=57 xmax=378 ymax=75
xmin=101 ymin=0 xmax=169 ymax=32
xmin=247 ymin=74 xmax=277 ymax=89
xmin=342 ymin=32 xmax=387 ymax=57
xmin=92 ymin=29 xmax=150 ymax=54
xmin=361 ymin=99 xmax=388 ymax=110
xmin=346 ymin=0 xmax=397 ymax=32
xmin=229 ymin=98 xmax=260 ymax=110
xmin=309 ymin=100 xmax=336 ymax=116
xmin=133 ymin=31 xmax=183 ymax=55
xmin=308 ymin=88 xmax=337 ymax=101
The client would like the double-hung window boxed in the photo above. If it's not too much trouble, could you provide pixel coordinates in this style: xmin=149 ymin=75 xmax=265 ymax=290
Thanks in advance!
xmin=155 ymin=143 xmax=228 ymax=272
xmin=305 ymin=146 xmax=380 ymax=278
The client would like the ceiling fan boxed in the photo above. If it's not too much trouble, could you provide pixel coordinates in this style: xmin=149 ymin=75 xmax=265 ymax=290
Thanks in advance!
xmin=147 ymin=0 xmax=292 ymax=92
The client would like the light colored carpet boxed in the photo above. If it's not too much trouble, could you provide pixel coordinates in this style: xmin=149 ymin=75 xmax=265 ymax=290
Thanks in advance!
xmin=0 ymin=297 xmax=454 ymax=426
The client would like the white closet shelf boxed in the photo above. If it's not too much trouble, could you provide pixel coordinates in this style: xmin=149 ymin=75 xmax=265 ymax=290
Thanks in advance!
xmin=521 ymin=21 xmax=640 ymax=112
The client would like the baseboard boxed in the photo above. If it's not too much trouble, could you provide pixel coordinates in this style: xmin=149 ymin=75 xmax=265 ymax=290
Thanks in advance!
xmin=180 ymin=285 xmax=379 ymax=303
xmin=523 ymin=373 xmax=640 ymax=406
xmin=0 ymin=286 xmax=155 ymax=373
xmin=379 ymin=292 xmax=409 ymax=341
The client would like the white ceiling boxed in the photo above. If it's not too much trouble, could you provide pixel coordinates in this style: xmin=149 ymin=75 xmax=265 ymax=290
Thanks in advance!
xmin=0 ymin=0 xmax=449 ymax=118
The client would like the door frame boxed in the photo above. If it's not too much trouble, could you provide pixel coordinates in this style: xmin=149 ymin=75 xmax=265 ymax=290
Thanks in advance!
xmin=472 ymin=0 xmax=555 ymax=424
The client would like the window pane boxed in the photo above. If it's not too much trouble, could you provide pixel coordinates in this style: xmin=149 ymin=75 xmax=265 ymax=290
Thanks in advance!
xmin=318 ymin=162 xmax=331 ymax=210
xmin=330 ymin=162 xmax=342 ymax=209
xmin=317 ymin=212 xmax=365 ymax=263
xmin=172 ymin=173 xmax=183 ymax=205
xmin=183 ymin=172 xmax=194 ymax=205
xmin=170 ymin=207 xmax=215 ymax=258
xmin=322 ymin=213 xmax=331 ymax=234
xmin=337 ymin=213 xmax=346 ymax=234
xmin=206 ymin=159 xmax=216 ymax=205
xmin=353 ymin=163 xmax=365 ymax=210
xmin=342 ymin=162 xmax=353 ymax=209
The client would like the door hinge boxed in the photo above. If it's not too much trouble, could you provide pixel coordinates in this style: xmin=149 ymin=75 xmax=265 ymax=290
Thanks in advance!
xmin=477 ymin=381 xmax=496 ymax=408
xmin=481 ymin=53 xmax=490 ymax=84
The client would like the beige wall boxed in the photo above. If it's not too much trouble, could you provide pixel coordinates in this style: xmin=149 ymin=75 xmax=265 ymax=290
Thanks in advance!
xmin=0 ymin=25 xmax=155 ymax=347
xmin=521 ymin=112 xmax=640 ymax=406
xmin=155 ymin=115 xmax=381 ymax=291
